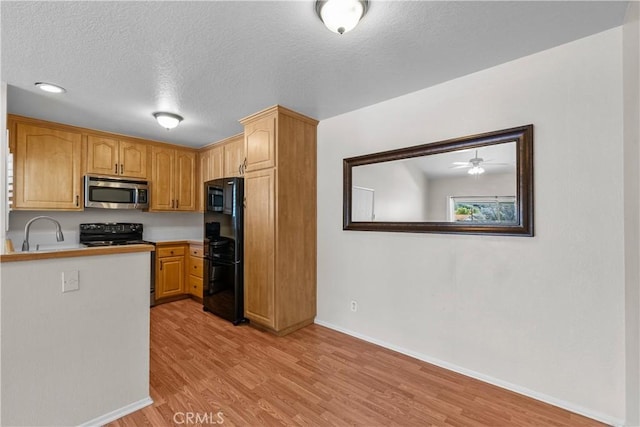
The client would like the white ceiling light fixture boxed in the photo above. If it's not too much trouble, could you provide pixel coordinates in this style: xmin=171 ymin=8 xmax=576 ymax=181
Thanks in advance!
xmin=468 ymin=165 xmax=485 ymax=175
xmin=315 ymin=0 xmax=369 ymax=35
xmin=153 ymin=112 xmax=183 ymax=130
xmin=34 ymin=82 xmax=66 ymax=93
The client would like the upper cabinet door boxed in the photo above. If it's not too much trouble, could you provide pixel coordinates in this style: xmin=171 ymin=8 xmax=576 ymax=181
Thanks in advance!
xmin=244 ymin=115 xmax=275 ymax=172
xmin=211 ymin=145 xmax=224 ymax=180
xmin=14 ymin=123 xmax=83 ymax=210
xmin=86 ymin=135 xmax=119 ymax=176
xmin=150 ymin=146 xmax=175 ymax=211
xmin=224 ymin=135 xmax=245 ymax=177
xmin=119 ymin=140 xmax=148 ymax=179
xmin=86 ymin=136 xmax=148 ymax=179
xmin=175 ymin=149 xmax=196 ymax=211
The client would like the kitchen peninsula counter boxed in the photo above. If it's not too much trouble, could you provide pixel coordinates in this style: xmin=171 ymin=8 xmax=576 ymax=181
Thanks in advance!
xmin=0 ymin=243 xmax=155 ymax=263
xmin=0 ymin=243 xmax=153 ymax=425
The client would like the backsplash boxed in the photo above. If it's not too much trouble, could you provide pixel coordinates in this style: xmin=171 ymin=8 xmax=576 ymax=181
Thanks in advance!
xmin=7 ymin=209 xmax=203 ymax=247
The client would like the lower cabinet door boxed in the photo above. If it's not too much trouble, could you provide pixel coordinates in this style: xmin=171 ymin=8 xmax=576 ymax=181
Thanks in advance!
xmin=157 ymin=256 xmax=184 ymax=298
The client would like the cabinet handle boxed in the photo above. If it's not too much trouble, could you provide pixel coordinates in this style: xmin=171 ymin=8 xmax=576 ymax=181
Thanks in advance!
xmin=238 ymin=164 xmax=242 ymax=174
xmin=160 ymin=261 xmax=163 ymax=270
xmin=120 ymin=164 xmax=123 ymax=174
xmin=76 ymin=195 xmax=79 ymax=207
xmin=171 ymin=200 xmax=174 ymax=208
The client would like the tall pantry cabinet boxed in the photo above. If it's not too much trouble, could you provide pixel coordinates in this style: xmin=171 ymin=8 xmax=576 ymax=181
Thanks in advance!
xmin=240 ymin=105 xmax=318 ymax=336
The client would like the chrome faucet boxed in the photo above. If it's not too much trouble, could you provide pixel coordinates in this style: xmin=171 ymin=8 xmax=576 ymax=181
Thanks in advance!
xmin=22 ymin=216 xmax=64 ymax=252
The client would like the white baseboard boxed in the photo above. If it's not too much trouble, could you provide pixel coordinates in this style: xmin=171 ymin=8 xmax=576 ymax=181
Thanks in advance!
xmin=314 ymin=319 xmax=625 ymax=427
xmin=79 ymin=396 xmax=153 ymax=427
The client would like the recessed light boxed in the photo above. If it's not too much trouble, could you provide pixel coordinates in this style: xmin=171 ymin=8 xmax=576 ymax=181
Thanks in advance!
xmin=35 ymin=82 xmax=66 ymax=94
xmin=153 ymin=112 xmax=184 ymax=130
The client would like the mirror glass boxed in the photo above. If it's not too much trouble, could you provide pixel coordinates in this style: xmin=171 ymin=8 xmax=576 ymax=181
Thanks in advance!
xmin=343 ymin=125 xmax=533 ymax=236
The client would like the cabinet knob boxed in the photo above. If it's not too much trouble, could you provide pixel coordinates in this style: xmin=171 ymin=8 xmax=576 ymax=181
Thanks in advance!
xmin=170 ymin=251 xmax=174 ymax=255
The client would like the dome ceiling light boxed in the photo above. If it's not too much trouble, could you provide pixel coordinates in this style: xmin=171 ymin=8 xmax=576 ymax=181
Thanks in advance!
xmin=153 ymin=112 xmax=183 ymax=130
xmin=315 ymin=0 xmax=369 ymax=35
xmin=34 ymin=82 xmax=66 ymax=93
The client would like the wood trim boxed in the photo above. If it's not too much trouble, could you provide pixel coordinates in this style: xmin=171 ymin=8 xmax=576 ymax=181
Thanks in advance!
xmin=198 ymin=132 xmax=244 ymax=152
xmin=0 ymin=244 xmax=154 ymax=263
xmin=239 ymin=104 xmax=319 ymax=126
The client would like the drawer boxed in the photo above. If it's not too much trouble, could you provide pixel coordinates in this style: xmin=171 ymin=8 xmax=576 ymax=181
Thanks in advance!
xmin=157 ymin=246 xmax=185 ymax=258
xmin=189 ymin=256 xmax=203 ymax=278
xmin=189 ymin=245 xmax=203 ymax=258
xmin=189 ymin=274 xmax=203 ymax=297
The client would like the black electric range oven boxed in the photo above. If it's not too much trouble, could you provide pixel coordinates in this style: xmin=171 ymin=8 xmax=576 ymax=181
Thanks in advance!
xmin=79 ymin=223 xmax=156 ymax=306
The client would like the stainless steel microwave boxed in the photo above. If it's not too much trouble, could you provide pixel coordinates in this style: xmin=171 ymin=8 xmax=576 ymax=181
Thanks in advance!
xmin=84 ymin=175 xmax=149 ymax=209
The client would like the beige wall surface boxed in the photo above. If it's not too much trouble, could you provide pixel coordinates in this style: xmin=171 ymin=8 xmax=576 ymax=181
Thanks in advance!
xmin=318 ymin=28 xmax=626 ymax=424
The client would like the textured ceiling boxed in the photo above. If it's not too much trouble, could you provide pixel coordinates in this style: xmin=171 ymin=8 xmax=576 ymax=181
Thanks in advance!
xmin=0 ymin=1 xmax=629 ymax=148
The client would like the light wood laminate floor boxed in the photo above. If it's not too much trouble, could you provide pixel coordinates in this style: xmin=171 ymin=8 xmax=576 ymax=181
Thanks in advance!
xmin=109 ymin=299 xmax=605 ymax=427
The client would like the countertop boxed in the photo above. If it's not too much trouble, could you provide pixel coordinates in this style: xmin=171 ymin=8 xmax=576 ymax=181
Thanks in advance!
xmin=0 ymin=244 xmax=155 ymax=263
xmin=153 ymin=239 xmax=204 ymax=246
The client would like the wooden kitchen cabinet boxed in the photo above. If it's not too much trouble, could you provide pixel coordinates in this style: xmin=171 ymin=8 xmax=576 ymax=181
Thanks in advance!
xmin=86 ymin=135 xmax=148 ymax=179
xmin=156 ymin=244 xmax=186 ymax=300
xmin=223 ymin=134 xmax=245 ymax=177
xmin=11 ymin=118 xmax=83 ymax=210
xmin=188 ymin=243 xmax=204 ymax=299
xmin=150 ymin=146 xmax=196 ymax=211
xmin=244 ymin=114 xmax=275 ymax=172
xmin=240 ymin=105 xmax=318 ymax=335
xmin=244 ymin=168 xmax=275 ymax=326
xmin=197 ymin=134 xmax=242 ymax=211
xmin=210 ymin=144 xmax=224 ymax=179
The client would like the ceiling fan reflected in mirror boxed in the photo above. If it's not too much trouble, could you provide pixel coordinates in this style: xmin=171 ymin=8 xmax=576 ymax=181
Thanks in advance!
xmin=450 ymin=149 xmax=509 ymax=175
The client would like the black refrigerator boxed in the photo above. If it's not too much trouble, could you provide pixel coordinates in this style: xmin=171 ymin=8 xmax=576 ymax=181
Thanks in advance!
xmin=203 ymin=177 xmax=246 ymax=325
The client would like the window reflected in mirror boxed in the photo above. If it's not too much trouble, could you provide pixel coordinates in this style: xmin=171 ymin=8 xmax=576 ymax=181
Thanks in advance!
xmin=343 ymin=125 xmax=533 ymax=236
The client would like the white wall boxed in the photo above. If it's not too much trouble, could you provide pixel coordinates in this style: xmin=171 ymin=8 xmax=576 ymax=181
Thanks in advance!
xmin=0 ymin=81 xmax=6 ymax=426
xmin=623 ymin=1 xmax=640 ymax=425
xmin=317 ymin=28 xmax=626 ymax=424
xmin=352 ymin=159 xmax=429 ymax=221
xmin=6 ymin=209 xmax=202 ymax=248
xmin=1 ymin=253 xmax=151 ymax=425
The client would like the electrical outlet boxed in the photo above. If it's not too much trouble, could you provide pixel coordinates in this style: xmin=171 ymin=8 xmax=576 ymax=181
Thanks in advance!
xmin=62 ymin=270 xmax=79 ymax=293
xmin=350 ymin=300 xmax=358 ymax=312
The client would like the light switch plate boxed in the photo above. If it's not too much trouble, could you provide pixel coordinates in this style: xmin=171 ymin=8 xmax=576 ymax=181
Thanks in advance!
xmin=62 ymin=270 xmax=79 ymax=293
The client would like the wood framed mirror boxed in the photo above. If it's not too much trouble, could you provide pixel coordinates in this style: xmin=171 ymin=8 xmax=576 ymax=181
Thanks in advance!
xmin=343 ymin=125 xmax=533 ymax=236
